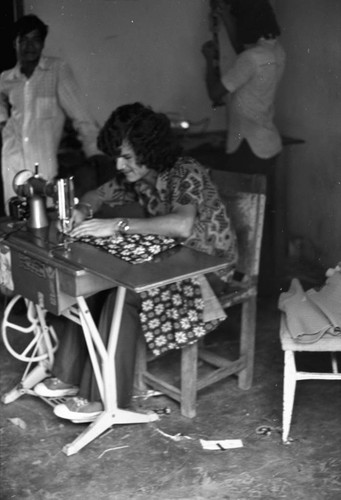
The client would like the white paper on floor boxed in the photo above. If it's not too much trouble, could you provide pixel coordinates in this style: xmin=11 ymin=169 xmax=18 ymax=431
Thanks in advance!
xmin=200 ymin=439 xmax=243 ymax=450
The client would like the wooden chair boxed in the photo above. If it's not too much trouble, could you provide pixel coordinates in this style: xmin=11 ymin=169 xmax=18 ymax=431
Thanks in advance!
xmin=280 ymin=314 xmax=341 ymax=443
xmin=135 ymin=171 xmax=267 ymax=417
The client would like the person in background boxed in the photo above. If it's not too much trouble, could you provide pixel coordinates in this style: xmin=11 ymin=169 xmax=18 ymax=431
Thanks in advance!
xmin=33 ymin=102 xmax=238 ymax=422
xmin=202 ymin=0 xmax=285 ymax=296
xmin=0 ymin=14 xmax=104 ymax=213
xmin=202 ymin=0 xmax=286 ymax=177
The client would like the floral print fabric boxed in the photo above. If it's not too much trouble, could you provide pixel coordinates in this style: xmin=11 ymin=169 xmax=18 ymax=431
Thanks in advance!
xmin=77 ymin=233 xmax=225 ymax=356
xmin=139 ymin=277 xmax=222 ymax=356
xmin=78 ymin=233 xmax=177 ymax=264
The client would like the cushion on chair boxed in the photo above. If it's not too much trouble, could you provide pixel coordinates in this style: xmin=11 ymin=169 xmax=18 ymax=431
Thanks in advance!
xmin=279 ymin=276 xmax=341 ymax=344
xmin=280 ymin=316 xmax=341 ymax=352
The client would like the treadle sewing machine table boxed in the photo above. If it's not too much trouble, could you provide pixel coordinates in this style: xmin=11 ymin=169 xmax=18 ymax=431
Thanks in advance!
xmin=0 ymin=219 xmax=229 ymax=455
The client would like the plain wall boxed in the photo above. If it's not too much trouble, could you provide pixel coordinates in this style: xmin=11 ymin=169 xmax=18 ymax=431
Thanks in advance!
xmin=24 ymin=0 xmax=227 ymax=131
xmin=274 ymin=0 xmax=341 ymax=267
xmin=23 ymin=0 xmax=341 ymax=267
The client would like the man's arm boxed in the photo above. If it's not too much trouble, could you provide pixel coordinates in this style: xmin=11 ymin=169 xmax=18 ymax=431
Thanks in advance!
xmin=202 ymin=41 xmax=228 ymax=105
xmin=202 ymin=0 xmax=243 ymax=106
xmin=0 ymin=88 xmax=8 ymax=142
xmin=0 ymin=80 xmax=10 ymax=129
xmin=57 ymin=60 xmax=100 ymax=158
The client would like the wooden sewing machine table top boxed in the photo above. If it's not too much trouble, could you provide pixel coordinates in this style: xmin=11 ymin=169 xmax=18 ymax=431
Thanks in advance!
xmin=0 ymin=218 xmax=229 ymax=312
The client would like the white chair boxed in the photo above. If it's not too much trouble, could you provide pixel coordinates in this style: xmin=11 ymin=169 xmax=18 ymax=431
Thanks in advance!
xmin=280 ymin=314 xmax=341 ymax=443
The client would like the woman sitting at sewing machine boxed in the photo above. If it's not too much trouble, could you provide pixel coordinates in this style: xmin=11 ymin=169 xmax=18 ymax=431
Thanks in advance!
xmin=34 ymin=102 xmax=238 ymax=421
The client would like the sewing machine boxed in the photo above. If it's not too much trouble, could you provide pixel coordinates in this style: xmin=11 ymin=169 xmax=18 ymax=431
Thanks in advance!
xmin=0 ymin=170 xmax=115 ymax=415
xmin=0 ymin=172 xmax=229 ymax=455
xmin=9 ymin=166 xmax=75 ymax=233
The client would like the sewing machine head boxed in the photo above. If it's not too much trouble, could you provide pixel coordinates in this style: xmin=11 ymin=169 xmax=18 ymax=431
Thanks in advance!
xmin=10 ymin=167 xmax=76 ymax=231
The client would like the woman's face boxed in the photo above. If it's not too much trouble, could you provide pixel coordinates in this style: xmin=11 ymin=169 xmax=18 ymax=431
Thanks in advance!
xmin=116 ymin=141 xmax=150 ymax=183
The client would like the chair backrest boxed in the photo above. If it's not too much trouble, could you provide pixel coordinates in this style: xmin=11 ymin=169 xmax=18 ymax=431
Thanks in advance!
xmin=210 ymin=171 xmax=266 ymax=279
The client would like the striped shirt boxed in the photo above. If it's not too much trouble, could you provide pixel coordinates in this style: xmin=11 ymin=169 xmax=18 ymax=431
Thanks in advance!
xmin=0 ymin=56 xmax=100 ymax=208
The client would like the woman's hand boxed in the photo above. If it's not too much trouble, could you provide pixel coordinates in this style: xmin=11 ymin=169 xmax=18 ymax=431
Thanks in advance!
xmin=56 ymin=206 xmax=87 ymax=234
xmin=69 ymin=218 xmax=118 ymax=238
xmin=70 ymin=206 xmax=88 ymax=228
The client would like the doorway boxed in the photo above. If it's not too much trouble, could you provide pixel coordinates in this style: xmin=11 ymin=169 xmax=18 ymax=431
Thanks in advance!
xmin=0 ymin=0 xmax=23 ymax=215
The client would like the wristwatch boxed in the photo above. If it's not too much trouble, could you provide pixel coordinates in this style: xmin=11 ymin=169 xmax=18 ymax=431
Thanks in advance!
xmin=117 ymin=218 xmax=130 ymax=234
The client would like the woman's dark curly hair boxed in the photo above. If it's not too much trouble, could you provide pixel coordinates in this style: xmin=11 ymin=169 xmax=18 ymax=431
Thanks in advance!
xmin=97 ymin=103 xmax=182 ymax=172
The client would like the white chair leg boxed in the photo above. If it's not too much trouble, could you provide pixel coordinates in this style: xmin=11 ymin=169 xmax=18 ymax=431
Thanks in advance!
xmin=238 ymin=297 xmax=256 ymax=390
xmin=282 ymin=350 xmax=297 ymax=443
xmin=134 ymin=335 xmax=148 ymax=392
xmin=331 ymin=353 xmax=338 ymax=374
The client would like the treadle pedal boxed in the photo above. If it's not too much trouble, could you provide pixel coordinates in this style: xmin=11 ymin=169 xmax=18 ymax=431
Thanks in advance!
xmin=35 ymin=395 xmax=71 ymax=409
xmin=34 ymin=394 xmax=99 ymax=423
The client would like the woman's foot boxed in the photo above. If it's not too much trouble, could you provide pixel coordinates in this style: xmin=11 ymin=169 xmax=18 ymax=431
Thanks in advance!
xmin=34 ymin=377 xmax=79 ymax=398
xmin=53 ymin=397 xmax=103 ymax=423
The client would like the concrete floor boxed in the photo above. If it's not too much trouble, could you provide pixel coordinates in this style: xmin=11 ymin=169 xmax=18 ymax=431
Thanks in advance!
xmin=1 ymin=282 xmax=341 ymax=500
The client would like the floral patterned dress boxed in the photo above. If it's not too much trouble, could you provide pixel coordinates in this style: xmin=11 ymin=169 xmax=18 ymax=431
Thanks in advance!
xmin=87 ymin=156 xmax=237 ymax=268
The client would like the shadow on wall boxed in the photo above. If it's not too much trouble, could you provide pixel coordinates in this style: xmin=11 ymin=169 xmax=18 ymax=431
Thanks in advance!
xmin=285 ymin=235 xmax=326 ymax=290
xmin=288 ymin=235 xmax=321 ymax=264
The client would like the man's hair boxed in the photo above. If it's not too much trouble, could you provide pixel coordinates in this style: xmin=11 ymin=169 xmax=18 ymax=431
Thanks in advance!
xmin=97 ymin=103 xmax=182 ymax=172
xmin=13 ymin=14 xmax=49 ymax=41
xmin=230 ymin=0 xmax=281 ymax=43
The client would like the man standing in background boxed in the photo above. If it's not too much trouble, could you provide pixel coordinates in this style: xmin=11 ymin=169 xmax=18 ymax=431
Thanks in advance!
xmin=0 ymin=14 xmax=103 ymax=213
xmin=202 ymin=0 xmax=286 ymax=296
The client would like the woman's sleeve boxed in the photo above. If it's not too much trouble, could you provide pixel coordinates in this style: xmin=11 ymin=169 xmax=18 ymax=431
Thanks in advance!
xmin=168 ymin=159 xmax=205 ymax=209
xmin=81 ymin=178 xmax=135 ymax=211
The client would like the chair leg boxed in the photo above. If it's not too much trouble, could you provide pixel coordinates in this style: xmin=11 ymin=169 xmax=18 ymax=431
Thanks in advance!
xmin=238 ymin=296 xmax=256 ymax=390
xmin=282 ymin=350 xmax=297 ymax=443
xmin=331 ymin=353 xmax=338 ymax=374
xmin=134 ymin=334 xmax=148 ymax=392
xmin=180 ymin=342 xmax=198 ymax=418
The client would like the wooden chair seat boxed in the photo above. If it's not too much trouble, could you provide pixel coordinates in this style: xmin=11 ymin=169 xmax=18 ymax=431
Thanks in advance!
xmin=135 ymin=171 xmax=267 ymax=418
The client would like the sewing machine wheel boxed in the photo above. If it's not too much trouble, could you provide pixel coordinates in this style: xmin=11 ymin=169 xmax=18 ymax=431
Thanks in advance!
xmin=2 ymin=294 xmax=59 ymax=362
xmin=12 ymin=169 xmax=34 ymax=196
